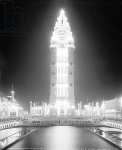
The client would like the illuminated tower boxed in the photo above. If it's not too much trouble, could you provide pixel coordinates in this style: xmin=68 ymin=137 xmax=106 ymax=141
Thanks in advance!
xmin=50 ymin=9 xmax=75 ymax=108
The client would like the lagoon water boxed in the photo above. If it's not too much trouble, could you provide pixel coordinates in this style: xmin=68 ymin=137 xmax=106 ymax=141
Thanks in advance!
xmin=6 ymin=126 xmax=118 ymax=150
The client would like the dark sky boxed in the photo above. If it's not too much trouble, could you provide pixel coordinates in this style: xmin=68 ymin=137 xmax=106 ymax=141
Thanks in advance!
xmin=0 ymin=0 xmax=120 ymax=108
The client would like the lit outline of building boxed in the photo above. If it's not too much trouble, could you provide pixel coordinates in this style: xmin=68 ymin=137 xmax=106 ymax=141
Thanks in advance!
xmin=50 ymin=9 xmax=75 ymax=113
xmin=0 ymin=88 xmax=24 ymax=118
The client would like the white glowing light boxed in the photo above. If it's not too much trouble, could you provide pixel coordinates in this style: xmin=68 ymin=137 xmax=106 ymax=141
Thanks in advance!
xmin=50 ymin=9 xmax=75 ymax=115
xmin=50 ymin=9 xmax=74 ymax=100
xmin=0 ymin=96 xmax=23 ymax=118
xmin=55 ymin=101 xmax=70 ymax=108
xmin=120 ymin=97 xmax=122 ymax=107
xmin=101 ymin=101 xmax=105 ymax=110
xmin=54 ymin=100 xmax=70 ymax=115
xmin=50 ymin=9 xmax=75 ymax=48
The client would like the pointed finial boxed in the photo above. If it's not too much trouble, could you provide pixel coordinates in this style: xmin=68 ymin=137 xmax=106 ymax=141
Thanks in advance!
xmin=11 ymin=83 xmax=15 ymax=94
xmin=11 ymin=83 xmax=15 ymax=102
xmin=11 ymin=83 xmax=14 ymax=91
xmin=59 ymin=8 xmax=66 ymax=21
xmin=60 ymin=8 xmax=65 ymax=15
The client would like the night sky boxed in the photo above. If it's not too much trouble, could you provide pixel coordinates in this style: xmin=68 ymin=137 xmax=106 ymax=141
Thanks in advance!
xmin=0 ymin=0 xmax=120 ymax=108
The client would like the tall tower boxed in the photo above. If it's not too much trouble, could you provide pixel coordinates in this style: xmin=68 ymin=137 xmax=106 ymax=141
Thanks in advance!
xmin=50 ymin=9 xmax=75 ymax=108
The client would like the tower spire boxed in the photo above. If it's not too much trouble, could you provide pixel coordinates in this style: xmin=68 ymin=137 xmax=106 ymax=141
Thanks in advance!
xmin=11 ymin=83 xmax=15 ymax=102
xmin=50 ymin=8 xmax=75 ymax=48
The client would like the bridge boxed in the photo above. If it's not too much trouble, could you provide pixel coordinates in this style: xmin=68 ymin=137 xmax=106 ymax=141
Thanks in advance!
xmin=1 ymin=117 xmax=122 ymax=129
xmin=0 ymin=116 xmax=122 ymax=133
xmin=21 ymin=118 xmax=103 ymax=127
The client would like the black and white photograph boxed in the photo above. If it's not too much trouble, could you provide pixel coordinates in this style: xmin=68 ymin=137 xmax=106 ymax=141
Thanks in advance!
xmin=0 ymin=0 xmax=121 ymax=150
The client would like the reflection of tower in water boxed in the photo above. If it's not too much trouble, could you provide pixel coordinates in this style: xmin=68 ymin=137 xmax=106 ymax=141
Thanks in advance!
xmin=50 ymin=9 xmax=75 ymax=110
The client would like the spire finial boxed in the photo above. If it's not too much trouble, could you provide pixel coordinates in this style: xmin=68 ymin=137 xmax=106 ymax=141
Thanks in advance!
xmin=11 ymin=83 xmax=15 ymax=102
xmin=11 ymin=83 xmax=14 ymax=91
xmin=60 ymin=8 xmax=65 ymax=15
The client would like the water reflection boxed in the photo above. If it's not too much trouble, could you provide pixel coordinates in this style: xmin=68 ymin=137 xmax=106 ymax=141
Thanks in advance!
xmin=44 ymin=126 xmax=79 ymax=150
xmin=8 ymin=126 xmax=118 ymax=150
